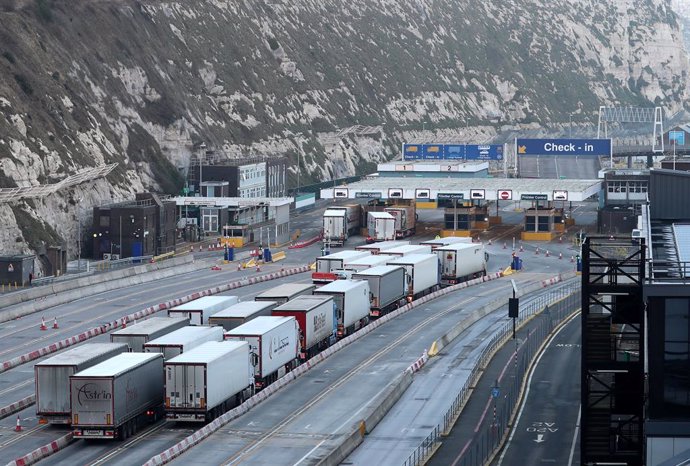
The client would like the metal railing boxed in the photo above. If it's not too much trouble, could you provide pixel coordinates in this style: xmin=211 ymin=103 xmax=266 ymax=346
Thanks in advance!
xmin=647 ymin=259 xmax=690 ymax=282
xmin=402 ymin=282 xmax=581 ymax=466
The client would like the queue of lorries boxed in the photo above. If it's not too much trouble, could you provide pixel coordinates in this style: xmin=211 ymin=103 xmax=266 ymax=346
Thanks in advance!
xmin=32 ymin=238 xmax=488 ymax=441
xmin=322 ymin=203 xmax=417 ymax=245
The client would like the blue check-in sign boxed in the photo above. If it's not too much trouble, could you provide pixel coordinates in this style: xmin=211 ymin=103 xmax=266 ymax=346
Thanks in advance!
xmin=517 ymin=138 xmax=611 ymax=156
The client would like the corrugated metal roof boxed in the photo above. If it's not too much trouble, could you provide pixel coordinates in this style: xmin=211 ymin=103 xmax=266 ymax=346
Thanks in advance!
xmin=673 ymin=224 xmax=690 ymax=276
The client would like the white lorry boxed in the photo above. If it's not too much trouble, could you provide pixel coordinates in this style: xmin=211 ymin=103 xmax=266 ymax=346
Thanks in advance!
xmin=313 ymin=279 xmax=371 ymax=338
xmin=366 ymin=212 xmax=396 ymax=242
xmin=435 ymin=242 xmax=487 ymax=286
xmin=386 ymin=253 xmax=440 ymax=300
xmin=224 ymin=316 xmax=300 ymax=390
xmin=143 ymin=326 xmax=224 ymax=360
xmin=208 ymin=301 xmax=277 ymax=331
xmin=311 ymin=250 xmax=370 ymax=283
xmin=164 ymin=341 xmax=254 ymax=422
xmin=167 ymin=296 xmax=239 ymax=325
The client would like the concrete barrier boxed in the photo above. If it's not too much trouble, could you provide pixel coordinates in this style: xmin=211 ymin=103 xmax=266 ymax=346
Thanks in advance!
xmin=0 ymin=255 xmax=209 ymax=324
xmin=7 ymin=433 xmax=74 ymax=466
xmin=316 ymin=422 xmax=365 ymax=466
xmin=362 ymin=371 xmax=413 ymax=434
xmin=0 ymin=395 xmax=35 ymax=420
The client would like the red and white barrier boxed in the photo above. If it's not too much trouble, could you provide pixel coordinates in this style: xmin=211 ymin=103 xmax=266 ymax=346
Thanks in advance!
xmin=406 ymin=349 xmax=429 ymax=374
xmin=0 ymin=266 xmax=311 ymax=375
xmin=288 ymin=234 xmax=322 ymax=249
xmin=9 ymin=433 xmax=74 ymax=466
xmin=541 ymin=273 xmax=563 ymax=287
xmin=0 ymin=395 xmax=35 ymax=420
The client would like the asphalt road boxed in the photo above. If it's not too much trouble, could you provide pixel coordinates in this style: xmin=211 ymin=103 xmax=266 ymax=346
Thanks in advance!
xmin=493 ymin=315 xmax=581 ymax=466
xmin=0 ymin=200 xmax=592 ymax=464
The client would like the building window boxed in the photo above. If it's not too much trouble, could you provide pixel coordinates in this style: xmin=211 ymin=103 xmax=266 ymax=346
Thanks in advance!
xmin=663 ymin=298 xmax=690 ymax=416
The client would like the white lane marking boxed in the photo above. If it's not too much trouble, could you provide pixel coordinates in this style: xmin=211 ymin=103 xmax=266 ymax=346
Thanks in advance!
xmin=496 ymin=313 xmax=578 ymax=465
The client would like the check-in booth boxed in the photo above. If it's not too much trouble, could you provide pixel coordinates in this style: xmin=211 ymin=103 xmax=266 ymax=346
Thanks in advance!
xmin=522 ymin=207 xmax=558 ymax=241
xmin=440 ymin=198 xmax=489 ymax=237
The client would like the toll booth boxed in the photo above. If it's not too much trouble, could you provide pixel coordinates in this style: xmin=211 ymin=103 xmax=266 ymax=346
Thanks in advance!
xmin=522 ymin=206 xmax=559 ymax=241
xmin=441 ymin=204 xmax=489 ymax=237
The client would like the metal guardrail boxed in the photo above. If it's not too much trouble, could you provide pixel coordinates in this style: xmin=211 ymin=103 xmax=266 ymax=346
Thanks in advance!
xmin=647 ymin=260 xmax=690 ymax=282
xmin=402 ymin=282 xmax=581 ymax=466
xmin=90 ymin=255 xmax=154 ymax=271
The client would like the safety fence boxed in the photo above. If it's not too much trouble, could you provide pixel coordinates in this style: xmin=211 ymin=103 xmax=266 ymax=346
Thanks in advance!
xmin=402 ymin=281 xmax=581 ymax=466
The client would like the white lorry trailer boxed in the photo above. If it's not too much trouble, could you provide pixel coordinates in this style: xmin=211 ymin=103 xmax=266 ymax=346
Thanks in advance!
xmin=355 ymin=240 xmax=410 ymax=255
xmin=384 ymin=205 xmax=416 ymax=238
xmin=167 ymin=296 xmax=239 ymax=325
xmin=366 ymin=212 xmax=396 ymax=242
xmin=322 ymin=209 xmax=348 ymax=246
xmin=70 ymin=353 xmax=164 ymax=440
xmin=330 ymin=204 xmax=362 ymax=235
xmin=379 ymin=244 xmax=432 ymax=257
xmin=35 ymin=343 xmax=129 ymax=425
xmin=224 ymin=316 xmax=300 ymax=390
xmin=143 ymin=326 xmax=224 ymax=360
xmin=208 ymin=301 xmax=277 ymax=331
xmin=254 ymin=283 xmax=316 ymax=304
xmin=386 ymin=254 xmax=440 ymax=300
xmin=435 ymin=242 xmax=487 ymax=286
xmin=352 ymin=265 xmax=407 ymax=318
xmin=313 ymin=280 xmax=370 ymax=338
xmin=272 ymin=296 xmax=336 ymax=361
xmin=311 ymin=250 xmax=370 ymax=283
xmin=110 ymin=317 xmax=189 ymax=352
xmin=164 ymin=341 xmax=254 ymax=422
xmin=421 ymin=237 xmax=473 ymax=250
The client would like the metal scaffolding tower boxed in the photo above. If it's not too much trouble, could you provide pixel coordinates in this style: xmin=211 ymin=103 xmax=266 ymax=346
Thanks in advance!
xmin=597 ymin=106 xmax=664 ymax=152
xmin=581 ymin=236 xmax=646 ymax=466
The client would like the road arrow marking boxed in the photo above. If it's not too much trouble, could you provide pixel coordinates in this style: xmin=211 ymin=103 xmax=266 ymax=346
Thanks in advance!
xmin=534 ymin=434 xmax=545 ymax=443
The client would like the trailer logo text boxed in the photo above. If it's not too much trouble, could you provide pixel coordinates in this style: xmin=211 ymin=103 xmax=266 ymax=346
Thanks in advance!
xmin=313 ymin=313 xmax=327 ymax=332
xmin=269 ymin=337 xmax=291 ymax=359
xmin=76 ymin=383 xmax=112 ymax=406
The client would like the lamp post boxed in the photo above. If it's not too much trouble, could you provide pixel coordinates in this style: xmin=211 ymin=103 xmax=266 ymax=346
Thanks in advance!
xmin=76 ymin=197 xmax=83 ymax=272
xmin=198 ymin=142 xmax=206 ymax=196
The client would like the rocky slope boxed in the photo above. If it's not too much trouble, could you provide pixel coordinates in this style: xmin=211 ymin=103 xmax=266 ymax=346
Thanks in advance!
xmin=0 ymin=0 xmax=687 ymax=260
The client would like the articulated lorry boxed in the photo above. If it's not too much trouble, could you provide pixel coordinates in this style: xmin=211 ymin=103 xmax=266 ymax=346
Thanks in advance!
xmin=435 ymin=243 xmax=488 ymax=286
xmin=208 ymin=301 xmax=277 ymax=331
xmin=35 ymin=343 xmax=129 ymax=425
xmin=164 ymin=341 xmax=254 ymax=422
xmin=311 ymin=250 xmax=370 ymax=283
xmin=352 ymin=265 xmax=407 ymax=318
xmin=386 ymin=253 xmax=440 ymax=300
xmin=110 ymin=317 xmax=188 ymax=352
xmin=255 ymin=283 xmax=316 ymax=304
xmin=143 ymin=325 xmax=224 ymax=360
xmin=366 ymin=212 xmax=396 ymax=242
xmin=385 ymin=205 xmax=416 ymax=238
xmin=70 ymin=353 xmax=164 ymax=440
xmin=272 ymin=296 xmax=336 ymax=361
xmin=313 ymin=279 xmax=370 ymax=338
xmin=322 ymin=209 xmax=348 ymax=246
xmin=224 ymin=316 xmax=300 ymax=390
xmin=167 ymin=296 xmax=239 ymax=325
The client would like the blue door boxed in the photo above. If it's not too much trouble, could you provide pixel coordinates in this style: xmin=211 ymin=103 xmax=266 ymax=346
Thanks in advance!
xmin=132 ymin=242 xmax=143 ymax=261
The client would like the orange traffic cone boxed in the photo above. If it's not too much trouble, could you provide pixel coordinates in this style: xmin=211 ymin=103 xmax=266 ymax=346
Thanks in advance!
xmin=488 ymin=239 xmax=492 ymax=245
xmin=519 ymin=244 xmax=524 ymax=252
xmin=559 ymin=236 xmax=563 ymax=243
xmin=570 ymin=255 xmax=575 ymax=263
xmin=237 ymin=263 xmax=242 ymax=271
xmin=559 ymin=252 xmax=563 ymax=260
xmin=535 ymin=247 xmax=540 ymax=255
xmin=40 ymin=317 xmax=47 ymax=331
xmin=14 ymin=416 xmax=21 ymax=432
xmin=503 ymin=242 xmax=507 ymax=249
xmin=546 ymin=250 xmax=550 ymax=257
xmin=256 ymin=265 xmax=261 ymax=272
xmin=121 ymin=317 xmax=127 ymax=329
xmin=53 ymin=317 xmax=59 ymax=329
xmin=207 ymin=244 xmax=211 ymax=251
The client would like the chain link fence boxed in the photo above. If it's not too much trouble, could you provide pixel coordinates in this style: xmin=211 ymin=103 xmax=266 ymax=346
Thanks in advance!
xmin=403 ymin=281 xmax=581 ymax=466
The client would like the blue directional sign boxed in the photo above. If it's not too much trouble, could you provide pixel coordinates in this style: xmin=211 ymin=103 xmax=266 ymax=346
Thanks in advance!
xmin=423 ymin=144 xmax=444 ymax=159
xmin=466 ymin=144 xmax=504 ymax=161
xmin=403 ymin=144 xmax=423 ymax=160
xmin=492 ymin=387 xmax=500 ymax=398
xmin=516 ymin=138 xmax=611 ymax=156
xmin=669 ymin=131 xmax=685 ymax=146
xmin=445 ymin=144 xmax=464 ymax=159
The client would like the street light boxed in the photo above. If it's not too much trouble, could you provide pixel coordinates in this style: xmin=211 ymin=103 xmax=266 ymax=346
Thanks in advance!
xmin=76 ymin=197 xmax=83 ymax=272
xmin=199 ymin=142 xmax=206 ymax=196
